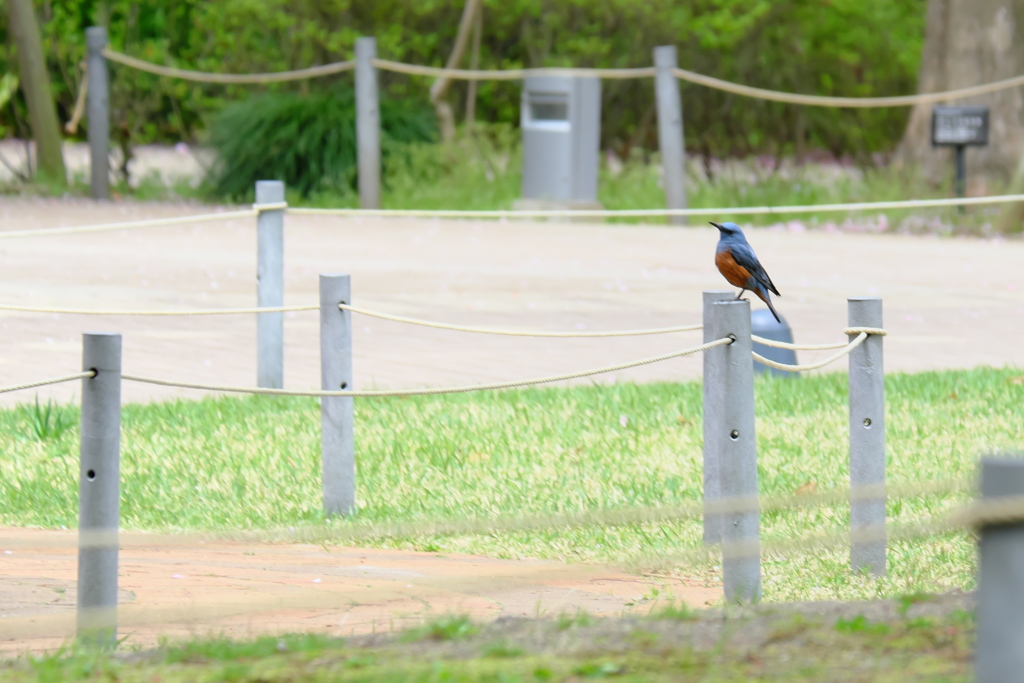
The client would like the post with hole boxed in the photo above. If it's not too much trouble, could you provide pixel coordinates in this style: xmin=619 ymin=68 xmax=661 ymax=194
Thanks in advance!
xmin=702 ymin=290 xmax=734 ymax=546
xmin=86 ymin=27 xmax=109 ymax=200
xmin=77 ymin=332 xmax=122 ymax=646
xmin=256 ymin=181 xmax=285 ymax=389
xmin=320 ymin=274 xmax=355 ymax=515
xmin=653 ymin=45 xmax=687 ymax=226
xmin=355 ymin=37 xmax=382 ymax=210
xmin=709 ymin=299 xmax=761 ymax=602
xmin=975 ymin=456 xmax=1024 ymax=682
xmin=848 ymin=297 xmax=885 ymax=576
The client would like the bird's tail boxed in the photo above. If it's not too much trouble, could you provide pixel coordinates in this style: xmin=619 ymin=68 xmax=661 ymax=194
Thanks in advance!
xmin=755 ymin=287 xmax=782 ymax=324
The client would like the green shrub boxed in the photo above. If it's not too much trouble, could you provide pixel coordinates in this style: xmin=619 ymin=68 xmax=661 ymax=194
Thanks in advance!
xmin=204 ymin=87 xmax=436 ymax=199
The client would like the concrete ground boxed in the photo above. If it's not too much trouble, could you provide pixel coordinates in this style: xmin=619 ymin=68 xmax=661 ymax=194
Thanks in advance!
xmin=0 ymin=196 xmax=1021 ymax=407
xmin=1 ymin=196 xmax=1022 ymax=652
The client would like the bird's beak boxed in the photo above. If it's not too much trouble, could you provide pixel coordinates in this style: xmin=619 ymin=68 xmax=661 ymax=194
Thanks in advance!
xmin=709 ymin=221 xmax=723 ymax=231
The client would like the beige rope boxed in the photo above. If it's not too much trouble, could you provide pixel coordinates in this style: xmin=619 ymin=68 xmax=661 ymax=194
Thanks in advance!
xmin=0 ymin=370 xmax=96 ymax=395
xmin=0 ymin=303 xmax=317 ymax=316
xmin=0 ymin=477 xmax=970 ymax=552
xmin=750 ymin=335 xmax=847 ymax=351
xmin=372 ymin=58 xmax=655 ymax=80
xmin=752 ymin=333 xmax=867 ymax=372
xmin=121 ymin=338 xmax=731 ymax=398
xmin=288 ymin=193 xmax=1024 ymax=220
xmin=673 ymin=66 xmax=1024 ymax=108
xmin=0 ymin=208 xmax=257 ymax=240
xmin=750 ymin=328 xmax=886 ymax=351
xmin=102 ymin=49 xmax=355 ymax=84
xmin=339 ymin=303 xmax=701 ymax=337
xmin=844 ymin=327 xmax=887 ymax=337
xmin=949 ymin=495 xmax=1024 ymax=529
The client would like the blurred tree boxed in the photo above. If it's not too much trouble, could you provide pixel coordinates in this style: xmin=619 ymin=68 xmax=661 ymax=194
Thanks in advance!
xmin=896 ymin=0 xmax=1024 ymax=185
xmin=6 ymin=0 xmax=65 ymax=181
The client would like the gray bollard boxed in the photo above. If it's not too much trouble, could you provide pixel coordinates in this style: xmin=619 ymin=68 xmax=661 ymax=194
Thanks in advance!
xmin=848 ymin=297 xmax=885 ymax=577
xmin=256 ymin=181 xmax=285 ymax=389
xmin=77 ymin=332 xmax=121 ymax=646
xmin=976 ymin=457 xmax=1024 ymax=683
xmin=320 ymin=274 xmax=355 ymax=515
xmin=355 ymin=37 xmax=381 ymax=210
xmin=86 ymin=27 xmax=109 ymax=201
xmin=751 ymin=309 xmax=797 ymax=378
xmin=653 ymin=45 xmax=687 ymax=226
xmin=710 ymin=299 xmax=761 ymax=603
xmin=702 ymin=290 xmax=733 ymax=546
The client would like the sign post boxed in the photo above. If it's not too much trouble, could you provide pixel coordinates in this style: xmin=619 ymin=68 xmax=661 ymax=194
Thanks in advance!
xmin=931 ymin=106 xmax=989 ymax=211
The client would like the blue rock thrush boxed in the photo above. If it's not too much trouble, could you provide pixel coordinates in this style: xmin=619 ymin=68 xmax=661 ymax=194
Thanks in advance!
xmin=710 ymin=221 xmax=781 ymax=323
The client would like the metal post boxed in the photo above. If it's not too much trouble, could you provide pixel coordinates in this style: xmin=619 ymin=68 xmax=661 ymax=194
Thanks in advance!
xmin=77 ymin=332 xmax=121 ymax=646
xmin=702 ymin=290 xmax=733 ymax=546
xmin=848 ymin=297 xmax=885 ymax=577
xmin=86 ymin=27 xmax=109 ymax=200
xmin=954 ymin=145 xmax=966 ymax=213
xmin=256 ymin=181 xmax=285 ymax=389
xmin=976 ymin=456 xmax=1024 ymax=683
xmin=710 ymin=299 xmax=761 ymax=603
xmin=355 ymin=37 xmax=381 ymax=210
xmin=653 ymin=45 xmax=687 ymax=226
xmin=320 ymin=274 xmax=355 ymax=515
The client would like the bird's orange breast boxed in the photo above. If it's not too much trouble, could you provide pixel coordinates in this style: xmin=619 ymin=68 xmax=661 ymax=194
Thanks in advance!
xmin=716 ymin=249 xmax=751 ymax=288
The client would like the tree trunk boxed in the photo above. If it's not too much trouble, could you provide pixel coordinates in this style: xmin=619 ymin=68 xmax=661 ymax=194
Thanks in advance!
xmin=895 ymin=0 xmax=1024 ymax=189
xmin=6 ymin=0 xmax=66 ymax=182
xmin=429 ymin=0 xmax=482 ymax=144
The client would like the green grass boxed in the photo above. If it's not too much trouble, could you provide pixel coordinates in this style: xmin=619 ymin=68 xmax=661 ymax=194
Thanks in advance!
xmin=2 ymin=368 xmax=1022 ymax=604
xmin=0 ymin=604 xmax=974 ymax=681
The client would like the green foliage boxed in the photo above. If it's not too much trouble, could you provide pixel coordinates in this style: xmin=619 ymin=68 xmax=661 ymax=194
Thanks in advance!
xmin=401 ymin=615 xmax=479 ymax=642
xmin=204 ymin=87 xmax=436 ymax=199
xmin=0 ymin=1 xmax=924 ymax=166
xmin=18 ymin=397 xmax=75 ymax=442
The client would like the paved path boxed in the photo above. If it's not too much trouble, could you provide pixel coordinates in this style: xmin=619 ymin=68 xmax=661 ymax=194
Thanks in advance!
xmin=0 ymin=197 xmax=1022 ymax=406
xmin=0 ymin=528 xmax=718 ymax=653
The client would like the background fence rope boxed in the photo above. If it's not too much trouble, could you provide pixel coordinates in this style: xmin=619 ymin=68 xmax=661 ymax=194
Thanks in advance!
xmin=339 ymin=303 xmax=702 ymax=337
xmin=103 ymin=49 xmax=355 ymax=83
xmin=0 ymin=477 xmax=969 ymax=551
xmin=0 ymin=303 xmax=318 ymax=316
xmin=372 ymin=58 xmax=656 ymax=80
xmin=672 ymin=66 xmax=1024 ymax=108
xmin=121 ymin=338 xmax=731 ymax=398
xmin=750 ymin=335 xmax=847 ymax=351
xmin=288 ymin=193 xmax=1024 ymax=220
xmin=751 ymin=332 xmax=868 ymax=372
xmin=0 ymin=208 xmax=257 ymax=239
xmin=0 ymin=371 xmax=96 ymax=395
xmin=100 ymin=50 xmax=1024 ymax=106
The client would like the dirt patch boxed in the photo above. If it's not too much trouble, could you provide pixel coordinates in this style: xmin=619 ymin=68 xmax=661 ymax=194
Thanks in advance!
xmin=0 ymin=527 xmax=719 ymax=654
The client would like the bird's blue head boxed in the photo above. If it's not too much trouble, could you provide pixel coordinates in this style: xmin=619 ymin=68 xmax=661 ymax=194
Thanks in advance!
xmin=710 ymin=221 xmax=743 ymax=238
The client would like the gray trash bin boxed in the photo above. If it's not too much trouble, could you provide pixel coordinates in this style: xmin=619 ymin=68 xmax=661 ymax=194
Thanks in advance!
xmin=751 ymin=309 xmax=798 ymax=378
xmin=519 ymin=76 xmax=601 ymax=206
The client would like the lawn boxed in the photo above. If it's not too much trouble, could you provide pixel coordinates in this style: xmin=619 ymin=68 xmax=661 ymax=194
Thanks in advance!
xmin=2 ymin=367 xmax=1021 ymax=604
xmin=1 ymin=594 xmax=974 ymax=681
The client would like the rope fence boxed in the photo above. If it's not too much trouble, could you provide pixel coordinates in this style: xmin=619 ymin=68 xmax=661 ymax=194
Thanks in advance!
xmin=338 ymin=302 xmax=702 ymax=337
xmin=0 ymin=370 xmax=95 ymax=395
xmin=0 ymin=303 xmax=318 ymax=316
xmin=102 ymin=49 xmax=355 ymax=83
xmin=287 ymin=193 xmax=1024 ymax=220
xmin=100 ymin=48 xmax=1024 ymax=107
xmin=2 ymin=193 xmax=1018 ymax=242
xmin=120 ymin=337 xmax=732 ymax=398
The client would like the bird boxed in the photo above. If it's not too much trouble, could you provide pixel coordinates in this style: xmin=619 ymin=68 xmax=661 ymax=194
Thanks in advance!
xmin=710 ymin=221 xmax=782 ymax=323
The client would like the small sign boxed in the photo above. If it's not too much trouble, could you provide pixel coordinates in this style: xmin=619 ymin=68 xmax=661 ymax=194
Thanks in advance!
xmin=931 ymin=106 xmax=989 ymax=147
